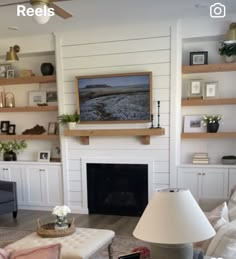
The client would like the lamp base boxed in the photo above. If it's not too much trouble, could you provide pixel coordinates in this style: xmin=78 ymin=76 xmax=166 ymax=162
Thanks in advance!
xmin=151 ymin=243 xmax=193 ymax=259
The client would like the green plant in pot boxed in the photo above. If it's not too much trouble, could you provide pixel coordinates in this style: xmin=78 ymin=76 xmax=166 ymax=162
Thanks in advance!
xmin=58 ymin=111 xmax=80 ymax=130
xmin=219 ymin=43 xmax=236 ymax=63
xmin=0 ymin=140 xmax=27 ymax=161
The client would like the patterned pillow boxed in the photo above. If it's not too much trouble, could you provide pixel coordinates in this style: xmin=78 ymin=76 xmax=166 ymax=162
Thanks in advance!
xmin=194 ymin=202 xmax=229 ymax=253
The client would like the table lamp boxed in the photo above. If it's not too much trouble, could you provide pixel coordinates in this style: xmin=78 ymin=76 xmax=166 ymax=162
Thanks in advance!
xmin=133 ymin=188 xmax=216 ymax=259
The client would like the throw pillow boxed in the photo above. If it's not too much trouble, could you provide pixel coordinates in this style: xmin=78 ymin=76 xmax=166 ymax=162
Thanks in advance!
xmin=228 ymin=185 xmax=236 ymax=221
xmin=9 ymin=243 xmax=61 ymax=259
xmin=206 ymin=221 xmax=236 ymax=257
xmin=194 ymin=202 xmax=229 ymax=253
xmin=0 ymin=248 xmax=13 ymax=259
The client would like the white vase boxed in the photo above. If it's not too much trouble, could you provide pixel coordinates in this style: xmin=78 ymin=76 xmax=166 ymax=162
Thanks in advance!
xmin=68 ymin=122 xmax=76 ymax=130
xmin=224 ymin=55 xmax=235 ymax=63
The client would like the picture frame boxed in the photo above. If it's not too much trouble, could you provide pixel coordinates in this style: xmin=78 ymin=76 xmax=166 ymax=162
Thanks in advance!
xmin=75 ymin=72 xmax=152 ymax=123
xmin=48 ymin=122 xmax=57 ymax=135
xmin=29 ymin=91 xmax=47 ymax=106
xmin=118 ymin=253 xmax=141 ymax=259
xmin=6 ymin=69 xmax=14 ymax=78
xmin=188 ymin=80 xmax=203 ymax=98
xmin=46 ymin=91 xmax=57 ymax=105
xmin=0 ymin=64 xmax=11 ymax=78
xmin=7 ymin=124 xmax=16 ymax=135
xmin=183 ymin=115 xmax=205 ymax=133
xmin=38 ymin=151 xmax=50 ymax=162
xmin=51 ymin=144 xmax=61 ymax=162
xmin=189 ymin=51 xmax=208 ymax=65
xmin=204 ymin=82 xmax=219 ymax=99
xmin=0 ymin=121 xmax=10 ymax=133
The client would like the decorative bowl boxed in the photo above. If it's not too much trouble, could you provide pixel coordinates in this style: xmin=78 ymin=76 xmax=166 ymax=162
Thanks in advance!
xmin=221 ymin=156 xmax=236 ymax=165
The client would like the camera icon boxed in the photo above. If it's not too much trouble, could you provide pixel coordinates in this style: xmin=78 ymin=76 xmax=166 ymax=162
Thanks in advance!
xmin=210 ymin=3 xmax=226 ymax=18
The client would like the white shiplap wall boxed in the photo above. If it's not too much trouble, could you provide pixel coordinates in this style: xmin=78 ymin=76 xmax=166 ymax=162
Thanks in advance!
xmin=55 ymin=23 xmax=173 ymax=212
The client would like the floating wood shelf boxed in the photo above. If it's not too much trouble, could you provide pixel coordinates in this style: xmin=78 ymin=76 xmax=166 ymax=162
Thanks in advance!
xmin=0 ymin=75 xmax=56 ymax=85
xmin=64 ymin=128 xmax=165 ymax=145
xmin=182 ymin=63 xmax=236 ymax=74
xmin=182 ymin=98 xmax=236 ymax=106
xmin=0 ymin=106 xmax=58 ymax=112
xmin=0 ymin=135 xmax=59 ymax=140
xmin=181 ymin=132 xmax=236 ymax=139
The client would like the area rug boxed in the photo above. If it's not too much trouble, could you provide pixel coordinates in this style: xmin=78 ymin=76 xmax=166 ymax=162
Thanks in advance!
xmin=0 ymin=228 xmax=150 ymax=258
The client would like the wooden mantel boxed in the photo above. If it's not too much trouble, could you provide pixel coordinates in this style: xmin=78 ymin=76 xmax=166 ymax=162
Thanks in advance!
xmin=64 ymin=128 xmax=165 ymax=145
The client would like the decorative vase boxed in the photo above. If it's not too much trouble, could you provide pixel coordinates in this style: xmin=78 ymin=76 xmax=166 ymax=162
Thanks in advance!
xmin=55 ymin=216 xmax=68 ymax=230
xmin=224 ymin=55 xmax=235 ymax=63
xmin=68 ymin=122 xmax=76 ymax=130
xmin=207 ymin=122 xmax=219 ymax=133
xmin=41 ymin=63 xmax=54 ymax=76
xmin=3 ymin=151 xmax=17 ymax=161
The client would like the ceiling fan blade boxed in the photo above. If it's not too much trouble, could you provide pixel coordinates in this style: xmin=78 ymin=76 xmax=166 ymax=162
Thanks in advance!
xmin=48 ymin=2 xmax=72 ymax=19
xmin=0 ymin=1 xmax=29 ymax=7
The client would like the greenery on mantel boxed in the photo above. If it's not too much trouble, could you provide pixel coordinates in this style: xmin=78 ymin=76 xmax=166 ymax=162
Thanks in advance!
xmin=57 ymin=111 xmax=80 ymax=125
xmin=219 ymin=43 xmax=236 ymax=57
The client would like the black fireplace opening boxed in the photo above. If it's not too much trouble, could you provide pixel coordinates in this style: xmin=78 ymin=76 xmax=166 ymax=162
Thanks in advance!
xmin=87 ymin=163 xmax=148 ymax=216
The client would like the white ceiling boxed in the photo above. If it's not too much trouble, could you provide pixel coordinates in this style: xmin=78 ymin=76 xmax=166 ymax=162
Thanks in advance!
xmin=0 ymin=0 xmax=236 ymax=38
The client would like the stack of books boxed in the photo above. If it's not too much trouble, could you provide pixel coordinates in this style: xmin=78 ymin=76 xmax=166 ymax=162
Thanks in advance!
xmin=192 ymin=153 xmax=209 ymax=164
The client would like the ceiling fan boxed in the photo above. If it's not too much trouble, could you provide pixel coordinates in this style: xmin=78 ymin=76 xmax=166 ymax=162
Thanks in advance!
xmin=0 ymin=0 xmax=72 ymax=23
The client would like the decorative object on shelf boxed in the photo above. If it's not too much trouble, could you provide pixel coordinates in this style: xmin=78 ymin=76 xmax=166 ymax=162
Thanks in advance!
xmin=38 ymin=150 xmax=50 ymax=162
xmin=48 ymin=122 xmax=57 ymax=135
xmin=219 ymin=42 xmax=236 ymax=63
xmin=51 ymin=144 xmax=61 ymax=162
xmin=52 ymin=205 xmax=71 ymax=230
xmin=22 ymin=124 xmax=46 ymax=135
xmin=224 ymin=22 xmax=236 ymax=44
xmin=46 ymin=91 xmax=57 ymax=105
xmin=192 ymin=153 xmax=209 ymax=164
xmin=189 ymin=51 xmax=208 ymax=65
xmin=187 ymin=80 xmax=203 ymax=99
xmin=41 ymin=63 xmax=54 ymax=76
xmin=204 ymin=82 xmax=219 ymax=99
xmin=5 ymin=92 xmax=15 ymax=107
xmin=0 ymin=64 xmax=11 ymax=78
xmin=149 ymin=114 xmax=154 ymax=129
xmin=0 ymin=86 xmax=5 ymax=107
xmin=36 ymin=218 xmax=76 ymax=238
xmin=0 ymin=140 xmax=27 ymax=161
xmin=156 ymin=100 xmax=161 ymax=128
xmin=221 ymin=155 xmax=236 ymax=165
xmin=75 ymin=72 xmax=152 ymax=123
xmin=58 ymin=111 xmax=80 ymax=130
xmin=6 ymin=70 xmax=14 ymax=78
xmin=184 ymin=115 xmax=205 ymax=133
xmin=0 ymin=121 xmax=10 ymax=133
xmin=19 ymin=69 xmax=33 ymax=78
xmin=202 ymin=115 xmax=222 ymax=133
xmin=29 ymin=91 xmax=47 ymax=106
xmin=6 ymin=45 xmax=20 ymax=62
xmin=7 ymin=124 xmax=16 ymax=135
xmin=37 ymin=103 xmax=48 ymax=106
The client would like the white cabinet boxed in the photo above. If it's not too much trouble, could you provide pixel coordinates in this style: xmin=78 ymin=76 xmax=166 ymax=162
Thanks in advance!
xmin=0 ymin=162 xmax=62 ymax=209
xmin=229 ymin=169 xmax=236 ymax=195
xmin=177 ymin=167 xmax=228 ymax=202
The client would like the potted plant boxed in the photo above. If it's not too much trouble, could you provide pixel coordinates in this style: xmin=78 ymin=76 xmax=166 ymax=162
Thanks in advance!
xmin=219 ymin=43 xmax=236 ymax=63
xmin=0 ymin=140 xmax=27 ymax=161
xmin=57 ymin=111 xmax=80 ymax=129
xmin=202 ymin=115 xmax=222 ymax=133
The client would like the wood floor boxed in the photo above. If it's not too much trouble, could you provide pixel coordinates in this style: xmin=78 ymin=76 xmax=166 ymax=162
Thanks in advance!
xmin=0 ymin=210 xmax=139 ymax=237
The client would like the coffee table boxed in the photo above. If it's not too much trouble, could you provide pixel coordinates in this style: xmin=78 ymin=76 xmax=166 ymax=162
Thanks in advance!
xmin=6 ymin=227 xmax=115 ymax=259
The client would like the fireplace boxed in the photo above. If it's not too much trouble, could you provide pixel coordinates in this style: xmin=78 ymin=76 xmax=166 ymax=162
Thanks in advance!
xmin=87 ymin=163 xmax=148 ymax=216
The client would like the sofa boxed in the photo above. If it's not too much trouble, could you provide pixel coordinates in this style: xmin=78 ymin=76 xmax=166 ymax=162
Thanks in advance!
xmin=0 ymin=180 xmax=18 ymax=218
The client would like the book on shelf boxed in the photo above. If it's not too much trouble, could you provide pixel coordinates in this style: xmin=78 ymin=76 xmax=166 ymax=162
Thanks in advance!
xmin=193 ymin=158 xmax=209 ymax=161
xmin=187 ymin=96 xmax=203 ymax=100
xmin=192 ymin=160 xmax=209 ymax=164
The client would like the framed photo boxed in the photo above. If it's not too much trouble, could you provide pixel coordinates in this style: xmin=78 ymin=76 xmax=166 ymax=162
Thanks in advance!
xmin=183 ymin=115 xmax=205 ymax=133
xmin=29 ymin=91 xmax=47 ymax=106
xmin=46 ymin=91 xmax=57 ymax=105
xmin=118 ymin=253 xmax=141 ymax=259
xmin=75 ymin=72 xmax=152 ymax=123
xmin=0 ymin=64 xmax=11 ymax=78
xmin=0 ymin=121 xmax=10 ymax=133
xmin=189 ymin=51 xmax=208 ymax=65
xmin=7 ymin=124 xmax=16 ymax=135
xmin=188 ymin=80 xmax=203 ymax=98
xmin=6 ymin=69 xmax=14 ymax=78
xmin=38 ymin=151 xmax=50 ymax=162
xmin=48 ymin=122 xmax=57 ymax=135
xmin=51 ymin=144 xmax=61 ymax=162
xmin=204 ymin=82 xmax=219 ymax=99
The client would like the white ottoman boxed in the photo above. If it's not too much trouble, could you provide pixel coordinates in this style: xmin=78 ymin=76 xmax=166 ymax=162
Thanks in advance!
xmin=6 ymin=228 xmax=115 ymax=259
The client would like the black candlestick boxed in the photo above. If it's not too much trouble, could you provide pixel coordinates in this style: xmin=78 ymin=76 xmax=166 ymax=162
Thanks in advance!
xmin=157 ymin=101 xmax=161 ymax=128
xmin=150 ymin=114 xmax=154 ymax=128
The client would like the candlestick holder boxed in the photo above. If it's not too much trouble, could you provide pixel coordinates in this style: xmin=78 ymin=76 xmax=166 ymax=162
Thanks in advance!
xmin=156 ymin=101 xmax=161 ymax=128
xmin=150 ymin=114 xmax=154 ymax=129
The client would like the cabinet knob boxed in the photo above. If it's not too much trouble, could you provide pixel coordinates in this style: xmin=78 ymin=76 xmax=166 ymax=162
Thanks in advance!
xmin=198 ymin=173 xmax=202 ymax=175
xmin=39 ymin=169 xmax=45 ymax=172
xmin=202 ymin=173 xmax=206 ymax=176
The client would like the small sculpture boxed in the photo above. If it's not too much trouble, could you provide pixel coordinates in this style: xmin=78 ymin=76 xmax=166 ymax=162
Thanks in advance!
xmin=22 ymin=124 xmax=46 ymax=135
xmin=5 ymin=92 xmax=15 ymax=108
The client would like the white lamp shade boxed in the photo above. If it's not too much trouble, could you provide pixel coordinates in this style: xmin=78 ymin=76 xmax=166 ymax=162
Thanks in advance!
xmin=133 ymin=189 xmax=216 ymax=244
xmin=33 ymin=4 xmax=51 ymax=24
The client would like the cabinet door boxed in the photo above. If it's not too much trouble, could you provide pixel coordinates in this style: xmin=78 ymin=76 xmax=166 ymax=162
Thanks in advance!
xmin=177 ymin=168 xmax=202 ymax=202
xmin=229 ymin=169 xmax=236 ymax=196
xmin=201 ymin=168 xmax=228 ymax=200
xmin=0 ymin=167 xmax=9 ymax=180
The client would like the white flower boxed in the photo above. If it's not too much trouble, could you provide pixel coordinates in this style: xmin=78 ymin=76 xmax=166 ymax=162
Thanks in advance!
xmin=52 ymin=205 xmax=71 ymax=217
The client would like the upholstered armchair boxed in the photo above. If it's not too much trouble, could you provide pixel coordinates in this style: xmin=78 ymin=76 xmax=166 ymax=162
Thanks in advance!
xmin=0 ymin=180 xmax=18 ymax=218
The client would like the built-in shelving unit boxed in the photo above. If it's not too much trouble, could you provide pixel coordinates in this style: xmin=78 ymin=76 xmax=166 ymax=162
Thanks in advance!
xmin=0 ymin=135 xmax=59 ymax=140
xmin=0 ymin=106 xmax=58 ymax=112
xmin=182 ymin=63 xmax=236 ymax=74
xmin=181 ymin=132 xmax=236 ymax=139
xmin=182 ymin=98 xmax=236 ymax=106
xmin=0 ymin=75 xmax=56 ymax=86
xmin=64 ymin=128 xmax=165 ymax=145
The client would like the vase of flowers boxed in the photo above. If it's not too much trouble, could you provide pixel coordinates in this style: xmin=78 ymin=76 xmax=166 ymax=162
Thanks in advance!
xmin=0 ymin=140 xmax=27 ymax=161
xmin=202 ymin=115 xmax=222 ymax=133
xmin=57 ymin=111 xmax=80 ymax=130
xmin=52 ymin=205 xmax=71 ymax=230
